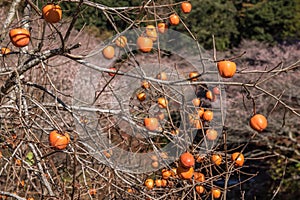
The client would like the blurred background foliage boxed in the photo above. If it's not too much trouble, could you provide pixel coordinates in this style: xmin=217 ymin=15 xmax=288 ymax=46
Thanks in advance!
xmin=60 ymin=0 xmax=300 ymax=50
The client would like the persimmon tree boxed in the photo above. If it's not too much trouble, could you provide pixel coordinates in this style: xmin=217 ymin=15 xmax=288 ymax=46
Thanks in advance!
xmin=0 ymin=1 xmax=299 ymax=200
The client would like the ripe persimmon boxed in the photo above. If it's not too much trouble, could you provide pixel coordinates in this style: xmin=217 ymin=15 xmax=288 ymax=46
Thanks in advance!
xmin=137 ymin=36 xmax=153 ymax=53
xmin=203 ymin=110 xmax=213 ymax=121
xmin=158 ymin=97 xmax=168 ymax=108
xmin=212 ymin=188 xmax=221 ymax=199
xmin=217 ymin=60 xmax=236 ymax=78
xmin=198 ymin=107 xmax=205 ymax=118
xmin=141 ymin=80 xmax=150 ymax=89
xmin=195 ymin=185 xmax=205 ymax=194
xmin=162 ymin=169 xmax=172 ymax=179
xmin=211 ymin=154 xmax=222 ymax=166
xmin=206 ymin=90 xmax=214 ymax=101
xmin=155 ymin=179 xmax=162 ymax=187
xmin=193 ymin=172 xmax=205 ymax=182
xmin=181 ymin=2 xmax=192 ymax=13
xmin=102 ymin=46 xmax=115 ymax=59
xmin=250 ymin=114 xmax=267 ymax=132
xmin=161 ymin=179 xmax=167 ymax=187
xmin=231 ymin=152 xmax=245 ymax=167
xmin=180 ymin=152 xmax=195 ymax=168
xmin=189 ymin=114 xmax=202 ymax=129
xmin=169 ymin=14 xmax=180 ymax=25
xmin=145 ymin=178 xmax=154 ymax=190
xmin=115 ymin=36 xmax=127 ymax=48
xmin=42 ymin=4 xmax=62 ymax=23
xmin=49 ymin=130 xmax=70 ymax=150
xmin=9 ymin=28 xmax=30 ymax=47
xmin=144 ymin=118 xmax=159 ymax=131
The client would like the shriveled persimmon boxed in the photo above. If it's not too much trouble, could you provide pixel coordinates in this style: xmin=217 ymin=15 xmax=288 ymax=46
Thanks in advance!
xmin=151 ymin=161 xmax=159 ymax=168
xmin=177 ymin=166 xmax=194 ymax=180
xmin=192 ymin=98 xmax=201 ymax=107
xmin=146 ymin=25 xmax=157 ymax=41
xmin=108 ymin=67 xmax=117 ymax=77
xmin=1 ymin=47 xmax=11 ymax=55
xmin=89 ymin=188 xmax=97 ymax=196
xmin=157 ymin=22 xmax=167 ymax=34
xmin=213 ymin=86 xmax=220 ymax=95
xmin=156 ymin=72 xmax=167 ymax=80
xmin=137 ymin=92 xmax=146 ymax=101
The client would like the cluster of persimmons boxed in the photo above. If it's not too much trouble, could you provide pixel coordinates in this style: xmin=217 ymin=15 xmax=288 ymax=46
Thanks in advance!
xmin=0 ymin=1 xmax=269 ymax=199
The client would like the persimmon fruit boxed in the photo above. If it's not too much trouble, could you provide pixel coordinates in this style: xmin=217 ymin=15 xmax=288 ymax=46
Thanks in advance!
xmin=49 ymin=130 xmax=70 ymax=150
xmin=42 ymin=4 xmax=62 ymax=23
xmin=211 ymin=154 xmax=222 ymax=166
xmin=9 ymin=28 xmax=30 ymax=47
xmin=250 ymin=114 xmax=267 ymax=132
xmin=115 ymin=36 xmax=127 ymax=48
xmin=231 ymin=152 xmax=245 ymax=167
xmin=180 ymin=152 xmax=195 ymax=168
xmin=137 ymin=36 xmax=153 ymax=53
xmin=144 ymin=118 xmax=159 ymax=131
xmin=157 ymin=22 xmax=167 ymax=34
xmin=145 ymin=179 xmax=154 ymax=190
xmin=169 ymin=14 xmax=180 ymax=25
xmin=181 ymin=2 xmax=192 ymax=13
xmin=217 ymin=60 xmax=236 ymax=78
xmin=102 ymin=46 xmax=115 ymax=59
